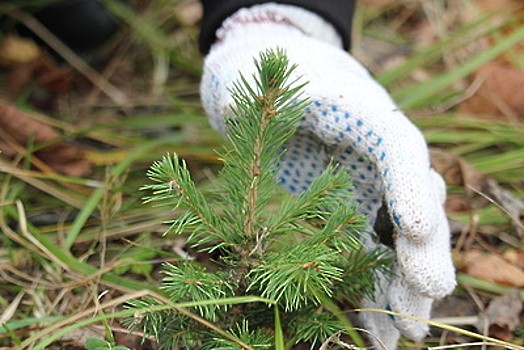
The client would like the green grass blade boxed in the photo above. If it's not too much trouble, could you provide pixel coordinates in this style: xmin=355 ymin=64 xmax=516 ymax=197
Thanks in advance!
xmin=0 ymin=316 xmax=62 ymax=334
xmin=469 ymin=148 xmax=524 ymax=174
xmin=457 ymin=274 xmax=524 ymax=298
xmin=273 ymin=305 xmax=285 ymax=350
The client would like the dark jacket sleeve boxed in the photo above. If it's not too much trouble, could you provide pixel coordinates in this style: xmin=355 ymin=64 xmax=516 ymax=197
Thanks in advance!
xmin=198 ymin=0 xmax=356 ymax=54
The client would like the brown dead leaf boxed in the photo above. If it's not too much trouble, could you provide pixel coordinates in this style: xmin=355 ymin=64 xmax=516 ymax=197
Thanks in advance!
xmin=477 ymin=289 xmax=523 ymax=342
xmin=459 ymin=63 xmax=524 ymax=120
xmin=463 ymin=250 xmax=524 ymax=287
xmin=0 ymin=103 xmax=91 ymax=176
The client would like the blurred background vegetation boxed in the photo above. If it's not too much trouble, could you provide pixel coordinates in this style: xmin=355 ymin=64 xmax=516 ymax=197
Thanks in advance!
xmin=0 ymin=0 xmax=523 ymax=348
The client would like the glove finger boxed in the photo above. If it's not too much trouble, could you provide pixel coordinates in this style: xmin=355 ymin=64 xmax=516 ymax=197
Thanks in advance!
xmin=393 ymin=168 xmax=455 ymax=298
xmin=387 ymin=277 xmax=433 ymax=341
xmin=360 ymin=269 xmax=400 ymax=350
xmin=396 ymin=206 xmax=456 ymax=298
xmin=333 ymin=146 xmax=455 ymax=297
xmin=361 ymin=259 xmax=433 ymax=344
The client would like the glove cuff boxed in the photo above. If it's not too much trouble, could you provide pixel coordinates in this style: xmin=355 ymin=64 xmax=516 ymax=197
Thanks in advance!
xmin=214 ymin=3 xmax=343 ymax=49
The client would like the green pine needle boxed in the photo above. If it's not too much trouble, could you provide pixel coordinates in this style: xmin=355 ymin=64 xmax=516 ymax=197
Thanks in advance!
xmin=247 ymin=243 xmax=343 ymax=311
xmin=161 ymin=262 xmax=236 ymax=321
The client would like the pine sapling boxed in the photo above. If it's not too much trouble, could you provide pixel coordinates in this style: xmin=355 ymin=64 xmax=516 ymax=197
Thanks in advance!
xmin=126 ymin=48 xmax=391 ymax=349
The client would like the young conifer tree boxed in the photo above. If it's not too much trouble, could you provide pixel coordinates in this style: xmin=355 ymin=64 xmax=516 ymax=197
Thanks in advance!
xmin=128 ymin=49 xmax=390 ymax=349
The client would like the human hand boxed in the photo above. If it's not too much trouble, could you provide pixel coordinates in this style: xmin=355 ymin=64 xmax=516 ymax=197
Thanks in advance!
xmin=200 ymin=3 xmax=456 ymax=347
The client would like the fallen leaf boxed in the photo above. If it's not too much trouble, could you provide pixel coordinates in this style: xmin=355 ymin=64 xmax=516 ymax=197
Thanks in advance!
xmin=0 ymin=103 xmax=91 ymax=176
xmin=476 ymin=289 xmax=523 ymax=342
xmin=463 ymin=250 xmax=524 ymax=287
xmin=459 ymin=63 xmax=524 ymax=120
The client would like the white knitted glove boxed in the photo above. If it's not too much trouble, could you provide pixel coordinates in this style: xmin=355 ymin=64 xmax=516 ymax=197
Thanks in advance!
xmin=200 ymin=4 xmax=456 ymax=348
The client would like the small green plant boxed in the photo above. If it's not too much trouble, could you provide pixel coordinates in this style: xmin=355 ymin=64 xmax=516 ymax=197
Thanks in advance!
xmin=126 ymin=49 xmax=390 ymax=349
xmin=85 ymin=337 xmax=130 ymax=350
